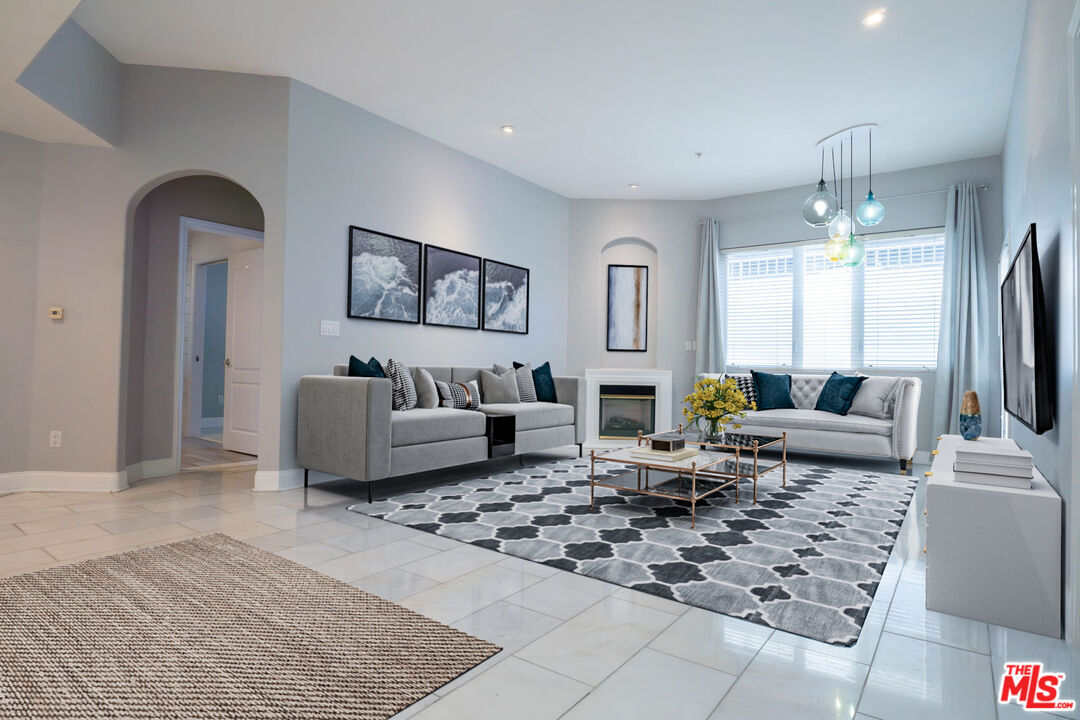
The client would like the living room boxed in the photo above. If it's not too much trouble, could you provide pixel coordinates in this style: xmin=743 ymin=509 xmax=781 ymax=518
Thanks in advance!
xmin=1 ymin=1 xmax=1078 ymax=718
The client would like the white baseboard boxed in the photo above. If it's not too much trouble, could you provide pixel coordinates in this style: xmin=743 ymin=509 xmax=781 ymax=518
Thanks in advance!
xmin=253 ymin=468 xmax=305 ymax=492
xmin=125 ymin=458 xmax=177 ymax=483
xmin=200 ymin=417 xmax=223 ymax=433
xmin=0 ymin=470 xmax=128 ymax=493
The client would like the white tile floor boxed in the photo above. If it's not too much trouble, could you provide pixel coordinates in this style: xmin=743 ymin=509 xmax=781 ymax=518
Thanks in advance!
xmin=1 ymin=448 xmax=1076 ymax=720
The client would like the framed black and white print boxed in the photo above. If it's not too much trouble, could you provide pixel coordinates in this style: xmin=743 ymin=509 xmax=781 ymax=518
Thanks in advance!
xmin=423 ymin=245 xmax=481 ymax=329
xmin=347 ymin=226 xmax=421 ymax=323
xmin=607 ymin=264 xmax=648 ymax=351
xmin=482 ymin=259 xmax=529 ymax=334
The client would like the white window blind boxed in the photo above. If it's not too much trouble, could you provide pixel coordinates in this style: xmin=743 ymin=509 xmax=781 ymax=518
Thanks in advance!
xmin=802 ymin=247 xmax=853 ymax=369
xmin=724 ymin=249 xmax=793 ymax=367
xmin=721 ymin=230 xmax=945 ymax=370
xmin=862 ymin=234 xmax=945 ymax=368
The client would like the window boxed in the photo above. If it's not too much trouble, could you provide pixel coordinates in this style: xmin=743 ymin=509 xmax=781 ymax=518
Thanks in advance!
xmin=722 ymin=230 xmax=945 ymax=370
xmin=724 ymin=249 xmax=793 ymax=366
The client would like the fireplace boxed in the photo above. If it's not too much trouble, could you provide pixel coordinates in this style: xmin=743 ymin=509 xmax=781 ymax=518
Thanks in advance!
xmin=585 ymin=369 xmax=672 ymax=449
xmin=599 ymin=385 xmax=656 ymax=439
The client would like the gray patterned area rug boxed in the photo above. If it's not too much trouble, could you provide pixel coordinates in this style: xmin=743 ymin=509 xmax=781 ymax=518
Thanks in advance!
xmin=351 ymin=457 xmax=916 ymax=646
xmin=0 ymin=534 xmax=499 ymax=719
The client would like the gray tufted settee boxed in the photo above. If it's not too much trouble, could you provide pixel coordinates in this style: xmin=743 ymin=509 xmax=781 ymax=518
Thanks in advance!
xmin=707 ymin=372 xmax=922 ymax=472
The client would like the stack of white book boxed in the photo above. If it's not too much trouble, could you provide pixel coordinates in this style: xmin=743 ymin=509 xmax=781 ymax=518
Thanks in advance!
xmin=953 ymin=438 xmax=1033 ymax=489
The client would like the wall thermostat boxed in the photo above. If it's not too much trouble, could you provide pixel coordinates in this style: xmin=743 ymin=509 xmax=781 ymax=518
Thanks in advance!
xmin=48 ymin=306 xmax=64 ymax=320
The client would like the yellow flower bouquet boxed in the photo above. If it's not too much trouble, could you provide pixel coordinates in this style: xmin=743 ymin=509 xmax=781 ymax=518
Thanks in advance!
xmin=681 ymin=377 xmax=754 ymax=439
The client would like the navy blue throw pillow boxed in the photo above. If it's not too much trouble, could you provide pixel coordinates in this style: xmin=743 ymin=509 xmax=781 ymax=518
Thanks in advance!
xmin=752 ymin=371 xmax=795 ymax=410
xmin=516 ymin=360 xmax=557 ymax=402
xmin=348 ymin=355 xmax=386 ymax=378
xmin=815 ymin=372 xmax=867 ymax=415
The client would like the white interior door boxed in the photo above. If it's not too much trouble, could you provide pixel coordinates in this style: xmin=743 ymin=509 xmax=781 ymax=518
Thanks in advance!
xmin=222 ymin=248 xmax=262 ymax=455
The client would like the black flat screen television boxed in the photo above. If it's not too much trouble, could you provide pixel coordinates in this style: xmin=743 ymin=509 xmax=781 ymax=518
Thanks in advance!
xmin=1001 ymin=223 xmax=1053 ymax=434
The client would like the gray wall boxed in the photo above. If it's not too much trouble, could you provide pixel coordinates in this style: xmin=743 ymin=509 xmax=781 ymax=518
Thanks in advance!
xmin=278 ymin=79 xmax=571 ymax=479
xmin=17 ymin=19 xmax=121 ymax=146
xmin=125 ymin=175 xmax=263 ymax=466
xmin=201 ymin=262 xmax=228 ymax=420
xmin=0 ymin=132 xmax=44 ymax=473
xmin=568 ymin=155 xmax=1004 ymax=456
xmin=1001 ymin=0 xmax=1079 ymax=644
xmin=17 ymin=66 xmax=291 ymax=477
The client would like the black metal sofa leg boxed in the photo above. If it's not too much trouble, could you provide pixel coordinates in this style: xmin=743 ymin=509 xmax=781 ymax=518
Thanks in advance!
xmin=368 ymin=482 xmax=373 ymax=504
xmin=304 ymin=469 xmax=309 ymax=488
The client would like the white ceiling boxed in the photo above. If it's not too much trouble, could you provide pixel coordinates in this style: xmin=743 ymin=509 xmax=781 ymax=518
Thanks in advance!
xmin=64 ymin=1 xmax=1027 ymax=198
xmin=0 ymin=0 xmax=108 ymax=146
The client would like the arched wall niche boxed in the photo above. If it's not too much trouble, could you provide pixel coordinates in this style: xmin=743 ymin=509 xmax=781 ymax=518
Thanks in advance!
xmin=120 ymin=171 xmax=265 ymax=478
xmin=598 ymin=236 xmax=659 ymax=368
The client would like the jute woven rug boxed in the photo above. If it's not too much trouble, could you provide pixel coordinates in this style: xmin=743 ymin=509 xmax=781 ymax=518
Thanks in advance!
xmin=0 ymin=533 xmax=499 ymax=719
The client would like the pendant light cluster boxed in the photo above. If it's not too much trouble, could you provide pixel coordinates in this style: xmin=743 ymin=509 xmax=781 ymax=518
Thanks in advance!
xmin=802 ymin=125 xmax=884 ymax=267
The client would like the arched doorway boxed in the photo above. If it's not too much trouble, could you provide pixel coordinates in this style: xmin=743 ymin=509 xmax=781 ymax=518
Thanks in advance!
xmin=123 ymin=174 xmax=265 ymax=480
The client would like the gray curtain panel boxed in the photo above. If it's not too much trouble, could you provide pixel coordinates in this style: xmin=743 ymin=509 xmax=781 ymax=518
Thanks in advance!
xmin=933 ymin=181 xmax=991 ymax=435
xmin=695 ymin=217 xmax=726 ymax=375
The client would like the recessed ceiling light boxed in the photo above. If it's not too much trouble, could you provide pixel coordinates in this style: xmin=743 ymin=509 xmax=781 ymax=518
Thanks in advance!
xmin=628 ymin=183 xmax=639 ymax=189
xmin=500 ymin=124 xmax=514 ymax=134
xmin=862 ymin=8 xmax=886 ymax=27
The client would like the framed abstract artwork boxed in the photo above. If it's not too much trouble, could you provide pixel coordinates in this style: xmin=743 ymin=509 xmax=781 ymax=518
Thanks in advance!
xmin=423 ymin=245 xmax=481 ymax=329
xmin=347 ymin=226 xmax=421 ymax=324
xmin=607 ymin=264 xmax=648 ymax=351
xmin=482 ymin=259 xmax=529 ymax=334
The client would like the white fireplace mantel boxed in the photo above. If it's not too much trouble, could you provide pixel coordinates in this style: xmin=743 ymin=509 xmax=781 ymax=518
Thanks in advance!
xmin=584 ymin=368 xmax=674 ymax=450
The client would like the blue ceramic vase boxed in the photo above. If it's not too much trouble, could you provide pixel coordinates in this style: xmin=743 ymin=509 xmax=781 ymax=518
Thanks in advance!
xmin=959 ymin=391 xmax=981 ymax=441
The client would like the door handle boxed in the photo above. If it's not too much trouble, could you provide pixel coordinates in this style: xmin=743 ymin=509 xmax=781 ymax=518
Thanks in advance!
xmin=224 ymin=358 xmax=231 ymax=367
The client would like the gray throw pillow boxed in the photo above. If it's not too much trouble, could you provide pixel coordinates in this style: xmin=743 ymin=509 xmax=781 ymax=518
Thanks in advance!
xmin=385 ymin=358 xmax=417 ymax=411
xmin=480 ymin=368 xmax=520 ymax=403
xmin=411 ymin=367 xmax=439 ymax=409
xmin=496 ymin=363 xmax=537 ymax=402
xmin=849 ymin=375 xmax=901 ymax=419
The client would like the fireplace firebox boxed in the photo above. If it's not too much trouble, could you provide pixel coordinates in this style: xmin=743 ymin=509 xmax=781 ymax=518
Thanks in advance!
xmin=598 ymin=384 xmax=656 ymax=440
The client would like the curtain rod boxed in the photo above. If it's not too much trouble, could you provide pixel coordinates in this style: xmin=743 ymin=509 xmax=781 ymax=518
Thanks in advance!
xmin=697 ymin=184 xmax=990 ymax=225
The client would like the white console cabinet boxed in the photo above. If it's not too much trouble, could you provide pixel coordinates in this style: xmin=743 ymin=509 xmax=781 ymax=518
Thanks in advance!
xmin=926 ymin=435 xmax=1062 ymax=637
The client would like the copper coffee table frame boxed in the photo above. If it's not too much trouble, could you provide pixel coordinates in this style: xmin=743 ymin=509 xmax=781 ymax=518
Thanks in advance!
xmin=641 ymin=426 xmax=788 ymax=504
xmin=589 ymin=445 xmax=741 ymax=529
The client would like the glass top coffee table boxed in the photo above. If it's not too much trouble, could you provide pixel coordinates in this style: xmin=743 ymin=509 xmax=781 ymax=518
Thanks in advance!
xmin=589 ymin=445 xmax=741 ymax=529
xmin=642 ymin=426 xmax=788 ymax=504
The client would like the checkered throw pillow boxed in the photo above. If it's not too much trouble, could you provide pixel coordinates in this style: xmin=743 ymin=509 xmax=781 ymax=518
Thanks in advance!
xmin=385 ymin=359 xmax=417 ymax=411
xmin=728 ymin=373 xmax=758 ymax=409
xmin=435 ymin=380 xmax=481 ymax=410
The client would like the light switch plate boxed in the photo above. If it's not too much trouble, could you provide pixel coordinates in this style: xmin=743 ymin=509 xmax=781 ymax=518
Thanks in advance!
xmin=320 ymin=320 xmax=340 ymax=337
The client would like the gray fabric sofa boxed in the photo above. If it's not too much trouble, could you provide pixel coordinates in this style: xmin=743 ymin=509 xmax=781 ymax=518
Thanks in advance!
xmin=296 ymin=364 xmax=585 ymax=497
xmin=702 ymin=372 xmax=922 ymax=472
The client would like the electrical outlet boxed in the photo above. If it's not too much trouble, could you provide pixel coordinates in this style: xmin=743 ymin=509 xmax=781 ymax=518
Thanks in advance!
xmin=684 ymin=340 xmax=697 ymax=352
xmin=49 ymin=430 xmax=62 ymax=448
xmin=319 ymin=320 xmax=340 ymax=337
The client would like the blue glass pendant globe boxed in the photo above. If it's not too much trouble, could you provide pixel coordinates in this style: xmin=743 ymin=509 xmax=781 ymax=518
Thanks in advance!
xmin=856 ymin=191 xmax=885 ymax=226
xmin=802 ymin=180 xmax=838 ymax=227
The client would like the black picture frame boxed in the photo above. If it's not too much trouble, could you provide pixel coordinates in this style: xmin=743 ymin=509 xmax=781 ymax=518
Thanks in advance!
xmin=606 ymin=264 xmax=648 ymax=352
xmin=481 ymin=258 xmax=530 ymax=334
xmin=423 ymin=244 xmax=482 ymax=329
xmin=347 ymin=225 xmax=422 ymax=324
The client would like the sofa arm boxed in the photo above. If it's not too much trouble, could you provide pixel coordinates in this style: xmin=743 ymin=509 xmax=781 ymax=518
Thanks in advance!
xmin=554 ymin=375 xmax=586 ymax=444
xmin=892 ymin=377 xmax=922 ymax=461
xmin=296 ymin=375 xmax=392 ymax=482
